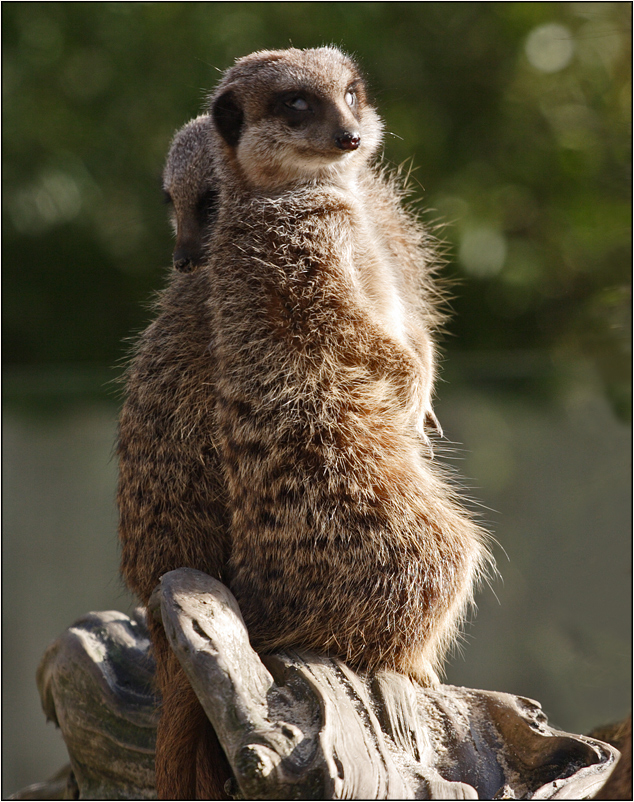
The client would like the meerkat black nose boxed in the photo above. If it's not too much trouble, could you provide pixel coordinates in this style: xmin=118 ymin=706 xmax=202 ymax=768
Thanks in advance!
xmin=173 ymin=256 xmax=193 ymax=273
xmin=173 ymin=246 xmax=201 ymax=273
xmin=335 ymin=131 xmax=361 ymax=151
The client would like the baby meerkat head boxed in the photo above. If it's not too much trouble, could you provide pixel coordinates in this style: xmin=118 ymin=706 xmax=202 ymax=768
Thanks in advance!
xmin=209 ymin=46 xmax=383 ymax=190
xmin=163 ymin=114 xmax=218 ymax=272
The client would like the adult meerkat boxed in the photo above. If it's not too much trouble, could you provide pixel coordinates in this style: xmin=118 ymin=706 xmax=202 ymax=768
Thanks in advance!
xmin=118 ymin=46 xmax=491 ymax=798
xmin=207 ymin=45 xmax=490 ymax=683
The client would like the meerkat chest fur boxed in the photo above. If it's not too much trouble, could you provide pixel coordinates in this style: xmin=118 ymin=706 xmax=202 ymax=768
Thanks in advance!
xmin=211 ymin=182 xmax=425 ymax=446
xmin=345 ymin=179 xmax=411 ymax=346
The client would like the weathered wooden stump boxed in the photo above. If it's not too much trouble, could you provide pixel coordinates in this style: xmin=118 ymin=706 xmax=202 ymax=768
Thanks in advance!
xmin=34 ymin=607 xmax=158 ymax=800
xmin=12 ymin=568 xmax=621 ymax=800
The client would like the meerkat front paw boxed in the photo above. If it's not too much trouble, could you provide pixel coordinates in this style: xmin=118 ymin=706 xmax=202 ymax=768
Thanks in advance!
xmin=400 ymin=654 xmax=442 ymax=687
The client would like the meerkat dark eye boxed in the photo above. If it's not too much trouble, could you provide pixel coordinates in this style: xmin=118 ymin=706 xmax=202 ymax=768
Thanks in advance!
xmin=284 ymin=96 xmax=310 ymax=112
xmin=162 ymin=189 xmax=173 ymax=206
xmin=195 ymin=187 xmax=219 ymax=227
xmin=345 ymin=90 xmax=356 ymax=107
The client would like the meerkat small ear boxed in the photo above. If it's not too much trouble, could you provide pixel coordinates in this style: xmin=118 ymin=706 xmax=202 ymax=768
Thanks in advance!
xmin=212 ymin=91 xmax=244 ymax=148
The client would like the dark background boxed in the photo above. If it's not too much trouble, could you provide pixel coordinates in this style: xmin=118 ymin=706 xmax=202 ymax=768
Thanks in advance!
xmin=3 ymin=3 xmax=631 ymax=795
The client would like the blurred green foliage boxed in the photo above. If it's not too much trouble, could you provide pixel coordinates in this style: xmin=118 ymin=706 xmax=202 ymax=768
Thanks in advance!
xmin=3 ymin=2 xmax=631 ymax=416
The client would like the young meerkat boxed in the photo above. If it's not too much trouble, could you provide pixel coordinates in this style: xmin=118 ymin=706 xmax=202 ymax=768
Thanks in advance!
xmin=119 ymin=113 xmax=226 ymax=605
xmin=162 ymin=114 xmax=218 ymax=273
xmin=118 ymin=114 xmax=230 ymax=799
xmin=206 ymin=45 xmax=490 ymax=685
xmin=118 ymin=46 xmax=491 ymax=798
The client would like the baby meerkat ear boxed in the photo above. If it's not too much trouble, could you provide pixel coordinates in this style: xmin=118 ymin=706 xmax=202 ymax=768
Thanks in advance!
xmin=212 ymin=90 xmax=244 ymax=148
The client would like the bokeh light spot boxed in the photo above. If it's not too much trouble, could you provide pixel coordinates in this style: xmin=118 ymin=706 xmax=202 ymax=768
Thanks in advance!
xmin=459 ymin=227 xmax=507 ymax=277
xmin=525 ymin=23 xmax=574 ymax=73
xmin=9 ymin=171 xmax=82 ymax=234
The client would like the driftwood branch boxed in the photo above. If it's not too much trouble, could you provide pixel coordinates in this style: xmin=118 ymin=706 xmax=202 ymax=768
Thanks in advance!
xmin=152 ymin=569 xmax=619 ymax=800
xmin=12 ymin=568 xmax=621 ymax=800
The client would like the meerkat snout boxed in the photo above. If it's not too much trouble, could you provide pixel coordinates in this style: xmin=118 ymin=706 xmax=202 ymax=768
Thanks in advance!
xmin=172 ymin=241 xmax=202 ymax=273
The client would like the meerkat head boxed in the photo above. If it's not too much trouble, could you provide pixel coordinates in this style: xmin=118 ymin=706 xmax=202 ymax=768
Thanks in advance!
xmin=209 ymin=47 xmax=383 ymax=190
xmin=162 ymin=114 xmax=218 ymax=272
